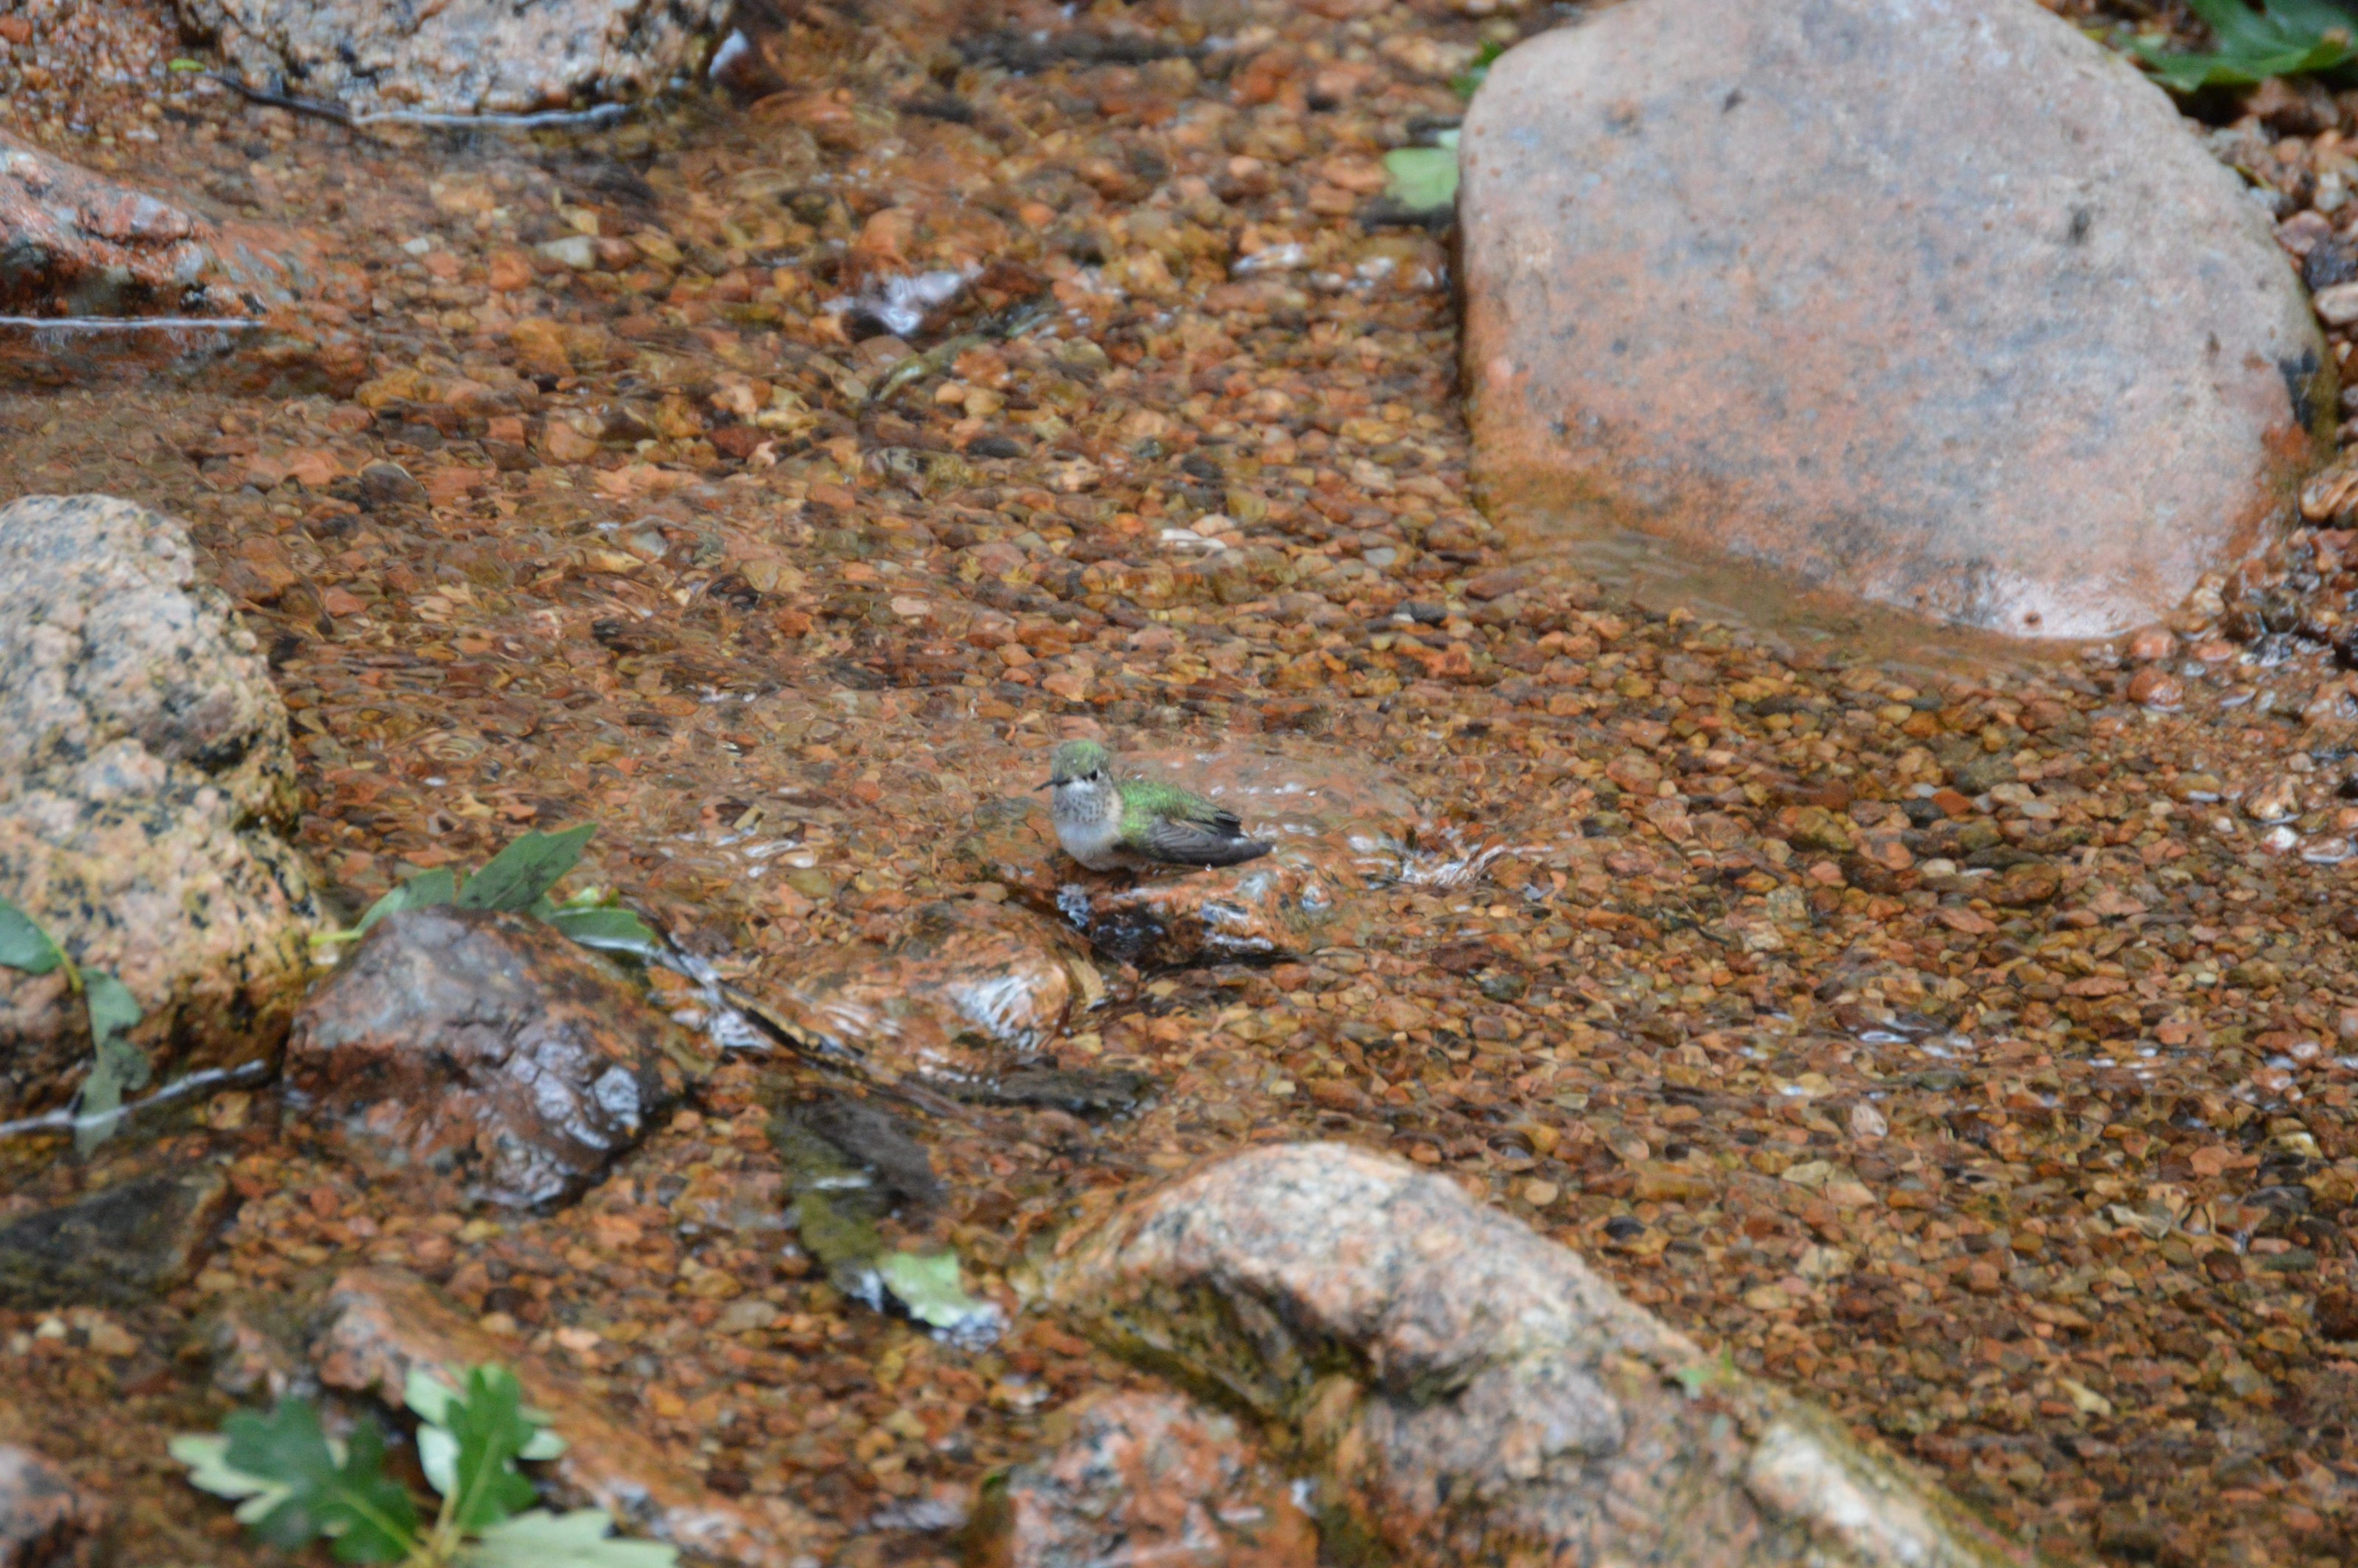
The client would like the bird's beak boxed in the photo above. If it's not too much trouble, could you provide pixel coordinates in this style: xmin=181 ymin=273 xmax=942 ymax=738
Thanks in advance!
xmin=1036 ymin=778 xmax=1054 ymax=791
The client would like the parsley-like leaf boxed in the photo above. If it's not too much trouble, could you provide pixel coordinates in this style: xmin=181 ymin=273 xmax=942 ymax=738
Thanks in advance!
xmin=877 ymin=1250 xmax=1004 ymax=1347
xmin=407 ymin=1365 xmax=565 ymax=1499
xmin=220 ymin=1400 xmax=420 ymax=1564
xmin=440 ymin=1365 xmax=542 ymax=1532
xmin=1451 ymin=38 xmax=1505 ymax=99
xmin=169 ymin=1433 xmax=298 ymax=1525
xmin=459 ymin=1509 xmax=679 ymax=1567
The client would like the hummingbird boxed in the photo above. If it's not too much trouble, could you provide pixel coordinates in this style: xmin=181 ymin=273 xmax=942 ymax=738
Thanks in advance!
xmin=1042 ymin=740 xmax=1273 ymax=871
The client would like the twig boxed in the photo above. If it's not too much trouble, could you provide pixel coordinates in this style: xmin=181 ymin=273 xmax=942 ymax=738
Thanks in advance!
xmin=0 ymin=315 xmax=267 ymax=331
xmin=0 ymin=1058 xmax=271 ymax=1142
xmin=206 ymin=74 xmax=634 ymax=130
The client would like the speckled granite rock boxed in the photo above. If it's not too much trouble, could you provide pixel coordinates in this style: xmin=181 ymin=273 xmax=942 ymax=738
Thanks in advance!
xmin=0 ymin=136 xmax=368 ymax=389
xmin=0 ymin=133 xmax=332 ymax=319
xmin=178 ymin=0 xmax=730 ymax=117
xmin=1043 ymin=1144 xmax=2054 ymax=1568
xmin=0 ymin=495 xmax=321 ymax=1120
xmin=0 ymin=1434 xmax=105 ymax=1568
xmin=970 ymin=1390 xmax=1318 ymax=1568
xmin=286 ymin=906 xmax=693 ymax=1207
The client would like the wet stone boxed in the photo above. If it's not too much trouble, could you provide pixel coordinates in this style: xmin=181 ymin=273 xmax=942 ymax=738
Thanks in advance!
xmin=181 ymin=0 xmax=731 ymax=116
xmin=0 ymin=1438 xmax=104 ymax=1568
xmin=353 ymin=460 xmax=426 ymax=510
xmin=0 ymin=138 xmax=359 ymax=385
xmin=314 ymin=1267 xmax=822 ymax=1566
xmin=190 ymin=1295 xmax=306 ymax=1402
xmin=0 ymin=133 xmax=323 ymax=321
xmin=0 ymin=494 xmax=322 ymax=1119
xmin=1052 ymin=857 xmax=1343 ymax=967
xmin=774 ymin=1093 xmax=942 ymax=1213
xmin=1459 ymin=0 xmax=2327 ymax=638
xmin=2315 ymin=1287 xmax=2358 ymax=1343
xmin=761 ymin=898 xmax=1103 ymax=1077
xmin=970 ymin=1390 xmax=1317 ymax=1568
xmin=285 ymin=906 xmax=691 ymax=1208
xmin=1046 ymin=1143 xmax=2042 ymax=1568
xmin=0 ymin=1167 xmax=231 ymax=1309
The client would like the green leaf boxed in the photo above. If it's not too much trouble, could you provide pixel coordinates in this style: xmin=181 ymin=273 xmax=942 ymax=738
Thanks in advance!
xmin=354 ymin=867 xmax=458 ymax=935
xmin=440 ymin=1365 xmax=542 ymax=1532
xmin=168 ymin=55 xmax=208 ymax=70
xmin=73 ymin=971 xmax=147 ymax=1153
xmin=0 ymin=895 xmax=63 ymax=976
xmin=405 ymin=1364 xmax=461 ymax=1428
xmin=84 ymin=970 xmax=142 ymax=1049
xmin=2132 ymin=0 xmax=2358 ymax=90
xmin=419 ymin=1424 xmax=460 ymax=1499
xmin=74 ymin=1036 xmax=150 ymax=1150
xmin=544 ymin=905 xmax=665 ymax=959
xmin=221 ymin=1401 xmax=420 ymax=1564
xmin=460 ymin=1509 xmax=679 ymax=1568
xmin=172 ymin=1433 xmax=300 ymax=1525
xmin=1671 ymin=1348 xmax=1741 ymax=1399
xmin=1451 ymin=38 xmax=1505 ymax=99
xmin=456 ymin=825 xmax=595 ymax=914
xmin=1382 ymin=142 xmax=1460 ymax=214
xmin=878 ymin=1250 xmax=999 ymax=1340
xmin=406 ymin=1365 xmax=564 ymax=1495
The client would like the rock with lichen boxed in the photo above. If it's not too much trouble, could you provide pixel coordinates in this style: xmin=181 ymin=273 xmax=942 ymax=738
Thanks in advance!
xmin=968 ymin=1390 xmax=1318 ymax=1568
xmin=178 ymin=0 xmax=730 ymax=118
xmin=1042 ymin=1142 xmax=2058 ymax=1568
xmin=0 ymin=494 xmax=321 ymax=1121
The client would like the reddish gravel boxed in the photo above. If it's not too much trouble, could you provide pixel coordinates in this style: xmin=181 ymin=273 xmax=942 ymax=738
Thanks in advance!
xmin=8 ymin=2 xmax=2358 ymax=1567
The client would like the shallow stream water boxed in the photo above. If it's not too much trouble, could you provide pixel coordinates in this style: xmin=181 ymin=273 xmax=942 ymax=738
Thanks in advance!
xmin=6 ymin=1 xmax=2358 ymax=1564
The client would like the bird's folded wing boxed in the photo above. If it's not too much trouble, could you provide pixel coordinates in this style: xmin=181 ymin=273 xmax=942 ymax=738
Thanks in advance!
xmin=1138 ymin=816 xmax=1270 ymax=867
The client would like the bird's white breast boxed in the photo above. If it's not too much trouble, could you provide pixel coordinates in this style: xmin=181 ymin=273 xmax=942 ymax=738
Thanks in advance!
xmin=1052 ymin=782 xmax=1128 ymax=869
xmin=1055 ymin=810 xmax=1127 ymax=869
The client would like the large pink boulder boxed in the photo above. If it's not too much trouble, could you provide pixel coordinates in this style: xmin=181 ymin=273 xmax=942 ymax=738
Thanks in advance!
xmin=1459 ymin=0 xmax=2328 ymax=639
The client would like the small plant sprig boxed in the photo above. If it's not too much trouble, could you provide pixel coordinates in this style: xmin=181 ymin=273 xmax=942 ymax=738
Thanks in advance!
xmin=1379 ymin=40 xmax=1502 ymax=217
xmin=1449 ymin=36 xmax=1505 ymax=99
xmin=313 ymin=825 xmax=663 ymax=961
xmin=0 ymin=895 xmax=147 ymax=1152
xmin=171 ymin=1363 xmax=676 ymax=1567
xmin=2130 ymin=0 xmax=2358 ymax=93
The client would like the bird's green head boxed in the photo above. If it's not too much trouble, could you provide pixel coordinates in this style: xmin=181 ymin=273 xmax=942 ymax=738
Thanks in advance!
xmin=1046 ymin=739 xmax=1112 ymax=788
